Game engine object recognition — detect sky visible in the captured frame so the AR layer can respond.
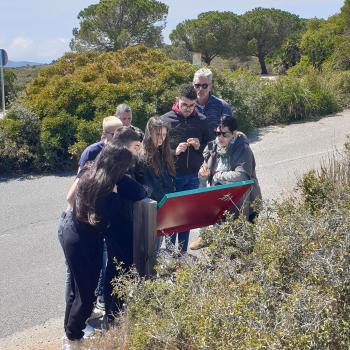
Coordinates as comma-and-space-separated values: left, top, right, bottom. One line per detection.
0, 0, 345, 64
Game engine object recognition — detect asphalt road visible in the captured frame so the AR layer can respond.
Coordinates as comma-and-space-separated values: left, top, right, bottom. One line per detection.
0, 110, 349, 341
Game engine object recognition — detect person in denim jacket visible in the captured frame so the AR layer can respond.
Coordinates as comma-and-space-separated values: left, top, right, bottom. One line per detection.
193, 68, 234, 141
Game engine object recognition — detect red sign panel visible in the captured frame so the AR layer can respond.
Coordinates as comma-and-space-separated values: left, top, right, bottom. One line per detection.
156, 180, 253, 236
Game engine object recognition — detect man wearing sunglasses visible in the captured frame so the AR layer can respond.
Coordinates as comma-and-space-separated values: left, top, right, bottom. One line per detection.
193, 68, 233, 140
161, 84, 210, 254
190, 115, 261, 250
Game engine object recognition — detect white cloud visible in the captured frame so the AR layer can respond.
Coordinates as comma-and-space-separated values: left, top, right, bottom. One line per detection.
6, 36, 70, 63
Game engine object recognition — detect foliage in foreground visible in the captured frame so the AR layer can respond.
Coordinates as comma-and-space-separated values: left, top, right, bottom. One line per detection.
94, 146, 350, 350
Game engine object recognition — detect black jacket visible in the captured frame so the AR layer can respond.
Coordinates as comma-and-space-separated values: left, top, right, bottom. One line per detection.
161, 110, 209, 175
136, 157, 176, 203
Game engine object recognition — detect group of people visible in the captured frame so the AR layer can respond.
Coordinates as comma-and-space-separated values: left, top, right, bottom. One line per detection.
58, 68, 261, 350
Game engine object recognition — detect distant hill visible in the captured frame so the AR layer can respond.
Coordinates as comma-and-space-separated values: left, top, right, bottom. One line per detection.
6, 65, 46, 91
5, 60, 45, 68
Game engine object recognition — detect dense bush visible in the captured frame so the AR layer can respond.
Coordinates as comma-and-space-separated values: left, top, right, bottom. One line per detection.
4, 69, 17, 105
287, 7, 350, 79
23, 46, 197, 125
0, 45, 349, 173
328, 70, 350, 108
18, 46, 198, 166
91, 145, 350, 350
40, 113, 78, 170
215, 68, 342, 128
0, 103, 40, 174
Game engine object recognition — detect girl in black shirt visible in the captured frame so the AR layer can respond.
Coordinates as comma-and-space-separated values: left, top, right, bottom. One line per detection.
60, 140, 146, 348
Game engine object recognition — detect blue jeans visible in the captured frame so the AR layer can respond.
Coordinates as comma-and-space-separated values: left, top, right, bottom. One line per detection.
169, 174, 199, 254
95, 241, 108, 300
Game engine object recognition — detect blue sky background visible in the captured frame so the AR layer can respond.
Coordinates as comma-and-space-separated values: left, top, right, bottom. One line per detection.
0, 0, 345, 63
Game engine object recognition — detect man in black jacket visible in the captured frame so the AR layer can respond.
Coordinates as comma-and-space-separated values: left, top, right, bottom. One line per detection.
161, 85, 209, 254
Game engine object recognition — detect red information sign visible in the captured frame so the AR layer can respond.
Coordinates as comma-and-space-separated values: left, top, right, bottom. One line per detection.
156, 180, 253, 236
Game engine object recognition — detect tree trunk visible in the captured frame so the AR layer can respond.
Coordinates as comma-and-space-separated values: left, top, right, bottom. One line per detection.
202, 54, 212, 65
258, 53, 268, 75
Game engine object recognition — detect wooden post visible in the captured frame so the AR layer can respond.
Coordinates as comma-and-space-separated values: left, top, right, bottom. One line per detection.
133, 198, 157, 277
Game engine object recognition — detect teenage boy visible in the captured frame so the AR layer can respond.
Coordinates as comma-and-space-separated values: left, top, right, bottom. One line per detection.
161, 84, 209, 254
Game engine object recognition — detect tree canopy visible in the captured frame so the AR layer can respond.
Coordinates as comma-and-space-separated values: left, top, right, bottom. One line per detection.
340, 0, 350, 29
70, 0, 168, 51
170, 11, 242, 65
242, 8, 305, 74
300, 18, 342, 69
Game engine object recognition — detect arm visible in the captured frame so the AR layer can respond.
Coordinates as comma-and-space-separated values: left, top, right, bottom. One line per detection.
213, 148, 254, 184
117, 175, 147, 202
222, 101, 234, 118
133, 157, 145, 184
199, 118, 210, 154
66, 178, 79, 210
66, 167, 91, 210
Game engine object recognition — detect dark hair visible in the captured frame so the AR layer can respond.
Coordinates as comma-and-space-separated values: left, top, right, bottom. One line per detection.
218, 115, 238, 133
113, 126, 141, 145
142, 116, 176, 177
75, 140, 132, 226
178, 84, 197, 100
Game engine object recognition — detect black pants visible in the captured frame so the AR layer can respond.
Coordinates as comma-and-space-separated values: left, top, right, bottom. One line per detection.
103, 201, 134, 319
60, 211, 103, 340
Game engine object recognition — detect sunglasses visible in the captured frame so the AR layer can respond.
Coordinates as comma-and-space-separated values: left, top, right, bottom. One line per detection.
194, 83, 209, 89
214, 131, 232, 138
180, 102, 196, 110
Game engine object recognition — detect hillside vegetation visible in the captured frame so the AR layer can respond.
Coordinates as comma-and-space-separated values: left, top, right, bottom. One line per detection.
1, 45, 349, 174
1, 2, 350, 174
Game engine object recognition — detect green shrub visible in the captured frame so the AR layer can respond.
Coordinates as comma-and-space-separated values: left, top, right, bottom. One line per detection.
323, 35, 350, 72
214, 68, 341, 129
23, 46, 196, 128
68, 118, 101, 160
327, 70, 350, 108
40, 113, 78, 170
2, 45, 348, 174
98, 148, 350, 350
0, 103, 40, 173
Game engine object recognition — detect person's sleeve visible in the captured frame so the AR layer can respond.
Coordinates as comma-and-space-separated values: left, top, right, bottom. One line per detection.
223, 101, 234, 118
78, 148, 89, 167
117, 175, 147, 201
213, 147, 253, 184
199, 119, 210, 154
133, 158, 145, 184
202, 144, 211, 163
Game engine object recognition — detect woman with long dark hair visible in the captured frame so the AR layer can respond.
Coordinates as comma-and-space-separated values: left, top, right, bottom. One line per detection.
137, 116, 176, 249
60, 139, 146, 349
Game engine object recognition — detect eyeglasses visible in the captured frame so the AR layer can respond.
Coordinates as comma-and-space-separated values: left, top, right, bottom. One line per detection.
214, 131, 232, 138
194, 83, 209, 89
180, 102, 196, 110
